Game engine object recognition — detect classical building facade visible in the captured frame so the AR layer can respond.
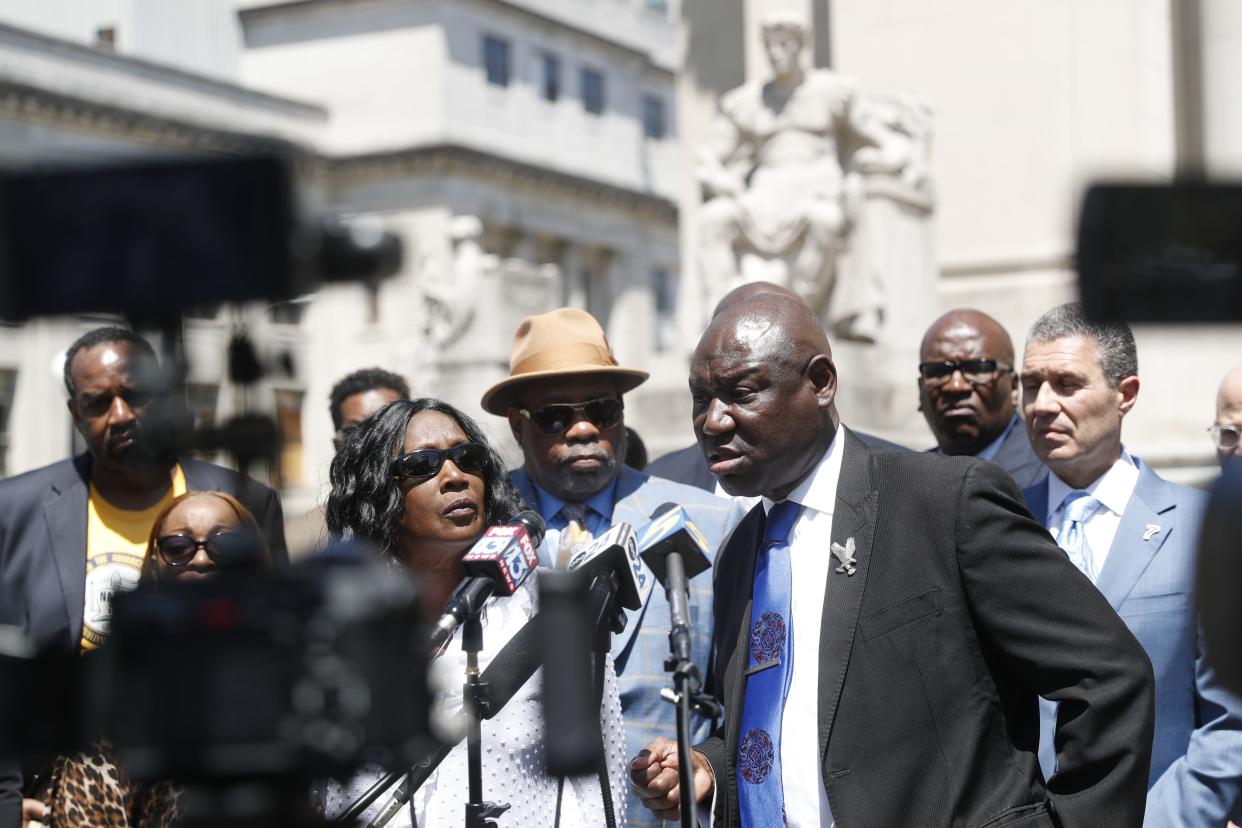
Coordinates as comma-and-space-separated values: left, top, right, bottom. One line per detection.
3, 0, 1238, 503
0, 0, 688, 527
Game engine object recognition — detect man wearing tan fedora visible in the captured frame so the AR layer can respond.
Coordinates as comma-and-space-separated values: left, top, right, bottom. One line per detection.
483, 307, 743, 828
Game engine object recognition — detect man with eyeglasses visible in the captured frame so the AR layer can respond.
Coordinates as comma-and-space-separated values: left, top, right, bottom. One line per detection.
918, 309, 1045, 488
1018, 303, 1242, 827
482, 307, 742, 828
1211, 364, 1242, 467
0, 326, 287, 827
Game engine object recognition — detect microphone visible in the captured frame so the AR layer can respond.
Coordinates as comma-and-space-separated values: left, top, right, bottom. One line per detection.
428, 510, 546, 651
638, 503, 712, 665
566, 522, 649, 612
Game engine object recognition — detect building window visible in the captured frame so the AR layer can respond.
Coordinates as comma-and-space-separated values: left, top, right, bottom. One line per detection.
642, 94, 667, 139
540, 52, 560, 102
483, 35, 511, 87
652, 268, 676, 352
0, 369, 15, 477
644, 0, 669, 16
95, 26, 116, 50
273, 389, 305, 489
184, 383, 220, 464
582, 68, 605, 115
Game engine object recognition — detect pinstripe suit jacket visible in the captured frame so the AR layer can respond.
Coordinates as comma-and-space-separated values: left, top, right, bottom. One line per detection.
509, 465, 743, 828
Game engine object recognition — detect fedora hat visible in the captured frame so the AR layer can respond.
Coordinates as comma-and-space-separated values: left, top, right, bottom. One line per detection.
481, 308, 648, 416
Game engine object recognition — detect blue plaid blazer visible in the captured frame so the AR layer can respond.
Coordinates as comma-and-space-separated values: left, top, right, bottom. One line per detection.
510, 465, 743, 828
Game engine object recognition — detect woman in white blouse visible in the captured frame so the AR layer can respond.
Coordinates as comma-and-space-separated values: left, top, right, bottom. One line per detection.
323, 398, 626, 827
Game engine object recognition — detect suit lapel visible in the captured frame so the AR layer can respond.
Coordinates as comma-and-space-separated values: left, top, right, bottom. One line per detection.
1095, 461, 1175, 610
1022, 477, 1050, 526
818, 430, 878, 763
43, 456, 90, 651
722, 506, 763, 824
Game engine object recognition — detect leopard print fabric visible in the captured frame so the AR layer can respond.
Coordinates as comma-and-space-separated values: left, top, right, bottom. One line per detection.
37, 741, 178, 827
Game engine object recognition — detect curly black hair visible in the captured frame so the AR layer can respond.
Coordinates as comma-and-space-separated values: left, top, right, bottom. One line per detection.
325, 398, 525, 562
328, 367, 412, 431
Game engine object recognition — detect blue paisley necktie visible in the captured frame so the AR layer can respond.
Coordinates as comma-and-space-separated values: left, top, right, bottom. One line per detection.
737, 499, 802, 827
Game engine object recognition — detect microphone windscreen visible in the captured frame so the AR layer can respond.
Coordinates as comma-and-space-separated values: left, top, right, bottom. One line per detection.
650, 502, 678, 520
511, 510, 547, 547
638, 504, 713, 585
567, 523, 646, 610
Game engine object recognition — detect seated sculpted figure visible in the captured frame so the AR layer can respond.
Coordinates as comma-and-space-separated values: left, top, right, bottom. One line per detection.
696, 13, 905, 342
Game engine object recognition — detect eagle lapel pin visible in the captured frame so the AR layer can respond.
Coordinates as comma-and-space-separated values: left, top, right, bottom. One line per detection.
830, 537, 857, 576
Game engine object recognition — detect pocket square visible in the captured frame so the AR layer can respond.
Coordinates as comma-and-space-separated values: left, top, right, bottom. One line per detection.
831, 537, 857, 576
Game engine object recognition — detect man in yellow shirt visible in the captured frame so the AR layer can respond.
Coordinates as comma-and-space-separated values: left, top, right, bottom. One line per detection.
0, 326, 287, 826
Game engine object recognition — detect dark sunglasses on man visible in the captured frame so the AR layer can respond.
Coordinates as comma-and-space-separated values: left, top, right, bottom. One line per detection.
156, 531, 258, 567
918, 358, 1011, 387
390, 443, 488, 482
517, 397, 624, 436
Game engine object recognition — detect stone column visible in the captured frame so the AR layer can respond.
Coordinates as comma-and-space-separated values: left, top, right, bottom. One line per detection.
1199, 0, 1242, 174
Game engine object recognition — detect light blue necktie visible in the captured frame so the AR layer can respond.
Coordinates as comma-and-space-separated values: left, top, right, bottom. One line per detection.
737, 499, 802, 827
1039, 489, 1102, 779
1056, 490, 1099, 582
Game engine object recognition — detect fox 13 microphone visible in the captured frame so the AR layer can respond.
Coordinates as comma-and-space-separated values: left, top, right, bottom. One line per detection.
427, 511, 544, 652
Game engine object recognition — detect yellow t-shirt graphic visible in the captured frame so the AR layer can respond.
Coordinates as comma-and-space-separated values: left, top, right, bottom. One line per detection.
81, 466, 186, 652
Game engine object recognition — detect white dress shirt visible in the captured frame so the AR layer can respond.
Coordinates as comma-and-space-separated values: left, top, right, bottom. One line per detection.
1044, 449, 1140, 581
757, 429, 844, 826
700, 431, 844, 827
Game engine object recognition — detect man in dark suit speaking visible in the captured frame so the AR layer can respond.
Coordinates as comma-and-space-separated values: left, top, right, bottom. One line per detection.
629, 293, 1155, 826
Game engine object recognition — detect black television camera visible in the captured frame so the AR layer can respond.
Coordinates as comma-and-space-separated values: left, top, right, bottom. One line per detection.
1077, 181, 1242, 694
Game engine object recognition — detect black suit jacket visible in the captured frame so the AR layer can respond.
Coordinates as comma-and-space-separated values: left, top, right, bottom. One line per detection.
699, 429, 1155, 828
0, 453, 287, 655
647, 431, 906, 494
929, 415, 1047, 490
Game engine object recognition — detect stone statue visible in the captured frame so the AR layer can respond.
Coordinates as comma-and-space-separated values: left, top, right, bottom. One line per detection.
421, 215, 494, 349
695, 13, 933, 342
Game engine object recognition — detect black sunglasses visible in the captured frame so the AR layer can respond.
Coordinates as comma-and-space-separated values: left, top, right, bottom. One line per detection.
390, 443, 488, 481
517, 398, 624, 436
156, 531, 255, 567
918, 358, 1011, 387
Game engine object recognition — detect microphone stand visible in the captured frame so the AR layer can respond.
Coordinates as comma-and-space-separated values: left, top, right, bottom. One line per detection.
462, 608, 509, 828
585, 574, 624, 828
657, 551, 722, 828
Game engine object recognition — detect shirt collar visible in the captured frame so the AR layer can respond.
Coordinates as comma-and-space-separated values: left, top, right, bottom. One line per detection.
1046, 447, 1140, 522
761, 426, 844, 517
975, 415, 1018, 462
532, 476, 618, 524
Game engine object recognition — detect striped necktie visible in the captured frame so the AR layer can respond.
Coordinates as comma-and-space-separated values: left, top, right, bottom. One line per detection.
737, 499, 802, 827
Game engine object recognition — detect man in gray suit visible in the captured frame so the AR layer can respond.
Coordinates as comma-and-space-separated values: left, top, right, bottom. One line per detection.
919, 308, 1045, 488
0, 326, 286, 826
1019, 303, 1242, 826
482, 307, 741, 828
